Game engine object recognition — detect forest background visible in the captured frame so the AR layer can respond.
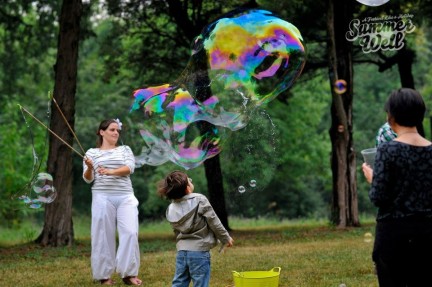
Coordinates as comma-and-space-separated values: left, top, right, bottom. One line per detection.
1, 0, 432, 232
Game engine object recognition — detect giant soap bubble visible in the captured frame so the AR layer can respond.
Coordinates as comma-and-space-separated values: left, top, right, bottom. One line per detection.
130, 9, 306, 169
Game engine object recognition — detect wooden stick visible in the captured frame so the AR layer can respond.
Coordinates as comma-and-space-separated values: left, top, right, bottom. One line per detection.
51, 96, 86, 155
18, 104, 84, 158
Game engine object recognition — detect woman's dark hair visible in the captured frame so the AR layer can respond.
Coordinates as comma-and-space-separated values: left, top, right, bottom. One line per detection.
96, 119, 119, 148
157, 170, 189, 200
385, 88, 426, 128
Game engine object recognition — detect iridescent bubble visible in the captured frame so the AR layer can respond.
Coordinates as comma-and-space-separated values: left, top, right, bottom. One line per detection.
334, 79, 347, 94
130, 9, 306, 169
18, 172, 57, 209
33, 172, 53, 191
29, 201, 42, 209
35, 185, 57, 203
249, 180, 257, 187
364, 232, 373, 243
356, 0, 389, 6
18, 195, 32, 204
32, 173, 57, 204
18, 195, 42, 209
238, 186, 246, 193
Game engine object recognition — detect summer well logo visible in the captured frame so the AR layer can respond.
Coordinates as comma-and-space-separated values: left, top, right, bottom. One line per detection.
345, 14, 416, 53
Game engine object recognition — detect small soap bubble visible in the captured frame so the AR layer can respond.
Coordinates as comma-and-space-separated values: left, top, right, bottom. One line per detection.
238, 186, 246, 193
29, 201, 42, 209
364, 232, 373, 243
32, 173, 56, 204
249, 179, 257, 187
18, 172, 57, 209
18, 195, 32, 204
36, 186, 57, 203
33, 172, 53, 185
356, 0, 389, 7
18, 195, 42, 209
334, 79, 347, 94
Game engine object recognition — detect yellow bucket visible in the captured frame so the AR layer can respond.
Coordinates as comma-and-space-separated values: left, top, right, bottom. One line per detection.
232, 267, 281, 287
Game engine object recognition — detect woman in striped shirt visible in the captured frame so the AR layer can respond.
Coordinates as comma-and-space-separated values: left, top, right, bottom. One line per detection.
83, 119, 142, 286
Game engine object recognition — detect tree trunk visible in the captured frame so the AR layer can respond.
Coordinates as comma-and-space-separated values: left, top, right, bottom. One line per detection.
203, 155, 230, 230
327, 0, 360, 227
396, 46, 425, 137
396, 45, 415, 89
194, 70, 230, 230
36, 0, 82, 246
379, 45, 425, 137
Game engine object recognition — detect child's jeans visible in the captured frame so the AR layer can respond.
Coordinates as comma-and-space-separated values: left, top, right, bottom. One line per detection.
172, 250, 211, 287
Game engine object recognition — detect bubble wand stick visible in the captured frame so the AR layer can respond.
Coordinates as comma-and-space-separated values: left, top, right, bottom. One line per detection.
18, 104, 84, 158
50, 93, 86, 155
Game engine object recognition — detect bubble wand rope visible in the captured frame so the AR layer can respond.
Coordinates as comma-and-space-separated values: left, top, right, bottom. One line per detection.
12, 107, 45, 199
18, 104, 84, 158
51, 94, 86, 155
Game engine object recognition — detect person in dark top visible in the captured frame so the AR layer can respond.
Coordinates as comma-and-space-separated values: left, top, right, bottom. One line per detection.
362, 88, 432, 287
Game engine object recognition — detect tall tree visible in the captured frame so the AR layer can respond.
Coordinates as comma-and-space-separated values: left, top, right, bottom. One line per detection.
260, 0, 361, 226
36, 0, 83, 246
327, 0, 360, 227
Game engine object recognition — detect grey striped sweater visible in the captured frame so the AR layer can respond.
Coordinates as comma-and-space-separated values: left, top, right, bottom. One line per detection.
83, 146, 135, 194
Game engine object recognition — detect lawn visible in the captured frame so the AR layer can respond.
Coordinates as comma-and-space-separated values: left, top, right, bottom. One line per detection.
0, 217, 378, 287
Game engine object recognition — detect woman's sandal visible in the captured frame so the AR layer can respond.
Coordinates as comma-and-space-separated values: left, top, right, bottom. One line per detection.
122, 276, 142, 286
100, 278, 115, 285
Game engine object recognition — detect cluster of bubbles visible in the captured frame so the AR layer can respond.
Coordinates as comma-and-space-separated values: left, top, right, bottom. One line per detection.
18, 172, 57, 209
238, 180, 257, 194
130, 9, 306, 170
219, 107, 279, 198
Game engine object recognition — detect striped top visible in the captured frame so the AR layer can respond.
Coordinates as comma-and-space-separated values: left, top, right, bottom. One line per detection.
375, 122, 397, 147
83, 145, 135, 194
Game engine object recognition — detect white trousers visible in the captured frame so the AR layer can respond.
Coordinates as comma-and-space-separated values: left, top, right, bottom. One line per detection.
91, 192, 140, 280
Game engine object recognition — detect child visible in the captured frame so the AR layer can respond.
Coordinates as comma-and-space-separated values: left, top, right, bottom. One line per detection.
158, 170, 234, 287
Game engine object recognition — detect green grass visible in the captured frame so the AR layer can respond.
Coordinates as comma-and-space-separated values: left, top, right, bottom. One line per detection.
0, 217, 378, 287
